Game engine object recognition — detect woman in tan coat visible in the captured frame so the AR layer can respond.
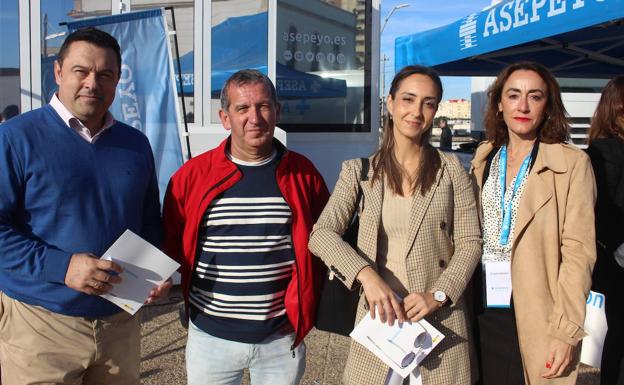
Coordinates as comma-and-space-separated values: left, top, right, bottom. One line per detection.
470, 61, 596, 385
309, 65, 482, 385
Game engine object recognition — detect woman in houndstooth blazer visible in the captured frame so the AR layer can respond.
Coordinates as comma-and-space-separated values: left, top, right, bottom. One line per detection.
309, 66, 482, 385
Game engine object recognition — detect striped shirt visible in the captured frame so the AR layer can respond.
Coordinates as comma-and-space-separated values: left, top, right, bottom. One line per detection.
189, 151, 294, 343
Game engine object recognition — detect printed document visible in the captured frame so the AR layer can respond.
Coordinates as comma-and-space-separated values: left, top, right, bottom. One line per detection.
350, 312, 444, 378
100, 229, 180, 315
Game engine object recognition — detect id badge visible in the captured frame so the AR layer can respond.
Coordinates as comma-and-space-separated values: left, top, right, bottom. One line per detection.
484, 261, 512, 308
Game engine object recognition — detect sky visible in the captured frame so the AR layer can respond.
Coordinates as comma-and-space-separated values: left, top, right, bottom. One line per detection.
381, 0, 493, 100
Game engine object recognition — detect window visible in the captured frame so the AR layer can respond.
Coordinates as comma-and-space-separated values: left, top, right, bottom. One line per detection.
210, 0, 268, 123
276, 0, 370, 132
145, 1, 195, 123
0, 0, 21, 121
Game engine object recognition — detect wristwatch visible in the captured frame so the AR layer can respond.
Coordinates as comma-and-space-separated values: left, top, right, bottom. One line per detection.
432, 290, 447, 305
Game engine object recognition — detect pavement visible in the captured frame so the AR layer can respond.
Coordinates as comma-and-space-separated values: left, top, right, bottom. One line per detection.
140, 286, 600, 385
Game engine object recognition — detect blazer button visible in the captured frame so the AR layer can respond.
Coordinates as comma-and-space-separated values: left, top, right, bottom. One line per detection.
330, 265, 336, 271
439, 260, 446, 268
440, 221, 446, 230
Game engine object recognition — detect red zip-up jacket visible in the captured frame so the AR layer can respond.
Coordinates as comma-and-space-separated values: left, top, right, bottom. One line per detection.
163, 137, 329, 346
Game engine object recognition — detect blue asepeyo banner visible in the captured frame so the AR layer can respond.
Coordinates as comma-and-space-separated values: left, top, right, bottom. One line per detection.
395, 0, 624, 70
66, 9, 184, 203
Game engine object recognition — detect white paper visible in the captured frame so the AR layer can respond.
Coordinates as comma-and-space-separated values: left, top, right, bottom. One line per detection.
99, 229, 180, 315
485, 261, 512, 308
581, 291, 608, 368
350, 313, 444, 378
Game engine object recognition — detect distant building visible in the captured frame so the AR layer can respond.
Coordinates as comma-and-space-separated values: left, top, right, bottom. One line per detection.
68, 0, 194, 55
436, 98, 471, 120
354, 1, 366, 68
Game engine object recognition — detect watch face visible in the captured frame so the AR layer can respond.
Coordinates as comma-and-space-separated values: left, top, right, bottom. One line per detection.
434, 291, 446, 302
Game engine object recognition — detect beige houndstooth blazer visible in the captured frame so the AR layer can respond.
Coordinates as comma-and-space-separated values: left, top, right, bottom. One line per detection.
309, 151, 482, 385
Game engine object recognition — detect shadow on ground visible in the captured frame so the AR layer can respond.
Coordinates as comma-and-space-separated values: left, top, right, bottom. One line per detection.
139, 286, 600, 385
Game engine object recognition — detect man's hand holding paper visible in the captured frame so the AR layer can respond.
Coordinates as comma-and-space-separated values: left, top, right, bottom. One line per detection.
65, 252, 123, 295
98, 230, 180, 314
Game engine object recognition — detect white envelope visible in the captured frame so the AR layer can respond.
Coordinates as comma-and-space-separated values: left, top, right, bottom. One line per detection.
99, 229, 180, 315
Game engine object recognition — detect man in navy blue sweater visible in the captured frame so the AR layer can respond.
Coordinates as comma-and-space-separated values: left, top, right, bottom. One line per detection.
0, 28, 170, 385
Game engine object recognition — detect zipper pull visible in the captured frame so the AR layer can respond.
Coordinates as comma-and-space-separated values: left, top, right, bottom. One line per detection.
291, 344, 295, 358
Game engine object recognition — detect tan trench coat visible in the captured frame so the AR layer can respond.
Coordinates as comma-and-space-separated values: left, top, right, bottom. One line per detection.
310, 152, 482, 385
471, 142, 597, 385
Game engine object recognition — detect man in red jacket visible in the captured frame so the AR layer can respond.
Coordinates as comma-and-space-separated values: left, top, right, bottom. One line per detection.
163, 69, 329, 385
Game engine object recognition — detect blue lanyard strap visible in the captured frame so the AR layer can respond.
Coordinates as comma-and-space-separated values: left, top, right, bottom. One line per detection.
498, 145, 532, 246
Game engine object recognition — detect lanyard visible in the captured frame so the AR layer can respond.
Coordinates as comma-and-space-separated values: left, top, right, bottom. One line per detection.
498, 145, 531, 245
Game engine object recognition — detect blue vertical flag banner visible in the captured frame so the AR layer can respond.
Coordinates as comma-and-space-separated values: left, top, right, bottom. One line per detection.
65, 9, 184, 203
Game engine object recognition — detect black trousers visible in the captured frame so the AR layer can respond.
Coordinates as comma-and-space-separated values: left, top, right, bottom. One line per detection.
476, 307, 526, 385
471, 265, 525, 385
601, 284, 624, 385
593, 247, 624, 385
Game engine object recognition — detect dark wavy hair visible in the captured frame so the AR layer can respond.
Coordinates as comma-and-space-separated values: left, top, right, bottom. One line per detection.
588, 75, 624, 143
372, 65, 442, 196
483, 61, 569, 146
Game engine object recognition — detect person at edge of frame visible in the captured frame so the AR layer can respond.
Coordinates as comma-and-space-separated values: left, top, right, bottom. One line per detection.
0, 27, 171, 385
586, 75, 624, 385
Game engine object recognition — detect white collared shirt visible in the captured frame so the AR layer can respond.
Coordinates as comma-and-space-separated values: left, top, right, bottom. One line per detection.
49, 94, 115, 143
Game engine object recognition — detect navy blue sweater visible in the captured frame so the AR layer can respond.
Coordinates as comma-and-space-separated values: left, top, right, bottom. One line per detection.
0, 105, 162, 318
190, 155, 294, 343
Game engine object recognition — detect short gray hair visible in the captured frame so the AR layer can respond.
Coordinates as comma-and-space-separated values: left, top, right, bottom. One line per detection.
219, 69, 279, 111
